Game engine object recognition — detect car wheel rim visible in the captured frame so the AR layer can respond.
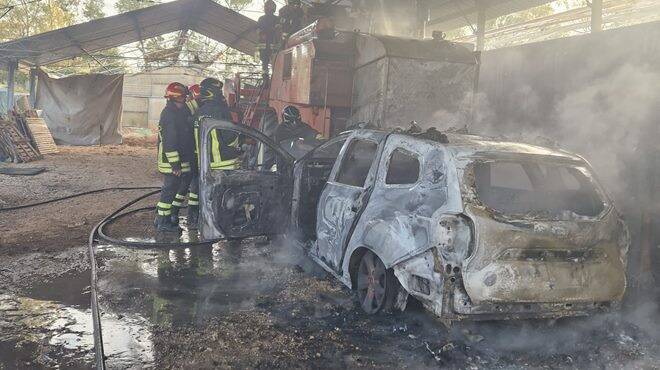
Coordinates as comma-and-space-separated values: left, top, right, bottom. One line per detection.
357, 250, 386, 314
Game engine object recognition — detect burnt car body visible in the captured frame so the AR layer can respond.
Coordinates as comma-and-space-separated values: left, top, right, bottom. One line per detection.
199, 119, 629, 322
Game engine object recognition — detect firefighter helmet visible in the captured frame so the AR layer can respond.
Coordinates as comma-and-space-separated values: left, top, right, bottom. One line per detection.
264, 0, 276, 13
164, 82, 188, 102
188, 84, 201, 100
200, 78, 224, 101
281, 105, 301, 123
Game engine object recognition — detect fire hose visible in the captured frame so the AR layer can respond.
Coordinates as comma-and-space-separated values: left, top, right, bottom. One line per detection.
1, 187, 223, 370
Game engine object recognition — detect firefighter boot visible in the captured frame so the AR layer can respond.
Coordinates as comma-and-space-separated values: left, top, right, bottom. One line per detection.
187, 205, 199, 230
170, 207, 180, 225
154, 214, 180, 233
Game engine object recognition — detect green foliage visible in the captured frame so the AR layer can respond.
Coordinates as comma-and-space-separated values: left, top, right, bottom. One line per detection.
115, 0, 160, 13
82, 0, 104, 20
0, 0, 80, 40
487, 4, 555, 29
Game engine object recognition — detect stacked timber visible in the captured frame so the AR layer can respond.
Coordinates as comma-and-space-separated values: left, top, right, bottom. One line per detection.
0, 119, 42, 163
0, 98, 58, 162
0, 104, 59, 161
24, 117, 58, 154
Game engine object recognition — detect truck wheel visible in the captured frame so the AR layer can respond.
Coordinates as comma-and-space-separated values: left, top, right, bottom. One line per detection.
356, 250, 397, 314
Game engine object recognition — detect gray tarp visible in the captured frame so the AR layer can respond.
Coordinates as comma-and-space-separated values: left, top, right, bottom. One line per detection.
36, 71, 123, 145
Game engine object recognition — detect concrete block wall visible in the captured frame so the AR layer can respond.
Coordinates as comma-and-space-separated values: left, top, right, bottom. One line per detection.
122, 66, 207, 129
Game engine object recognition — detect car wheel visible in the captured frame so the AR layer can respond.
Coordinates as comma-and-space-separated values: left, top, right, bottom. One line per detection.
356, 250, 396, 314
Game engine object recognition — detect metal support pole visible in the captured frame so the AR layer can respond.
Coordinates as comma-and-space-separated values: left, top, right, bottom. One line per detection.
476, 5, 486, 51
29, 68, 37, 108
591, 0, 603, 32
416, 0, 430, 38
6, 60, 17, 113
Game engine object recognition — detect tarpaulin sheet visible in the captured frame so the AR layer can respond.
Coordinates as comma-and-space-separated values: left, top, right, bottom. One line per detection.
35, 71, 123, 145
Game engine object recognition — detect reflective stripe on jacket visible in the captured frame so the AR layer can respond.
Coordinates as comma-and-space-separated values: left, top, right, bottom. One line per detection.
209, 129, 240, 170
193, 98, 241, 170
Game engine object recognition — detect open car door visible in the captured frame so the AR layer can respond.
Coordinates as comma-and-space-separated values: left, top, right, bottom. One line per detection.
199, 118, 295, 241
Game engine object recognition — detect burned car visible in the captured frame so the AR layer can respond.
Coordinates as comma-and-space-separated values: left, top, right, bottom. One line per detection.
198, 119, 629, 322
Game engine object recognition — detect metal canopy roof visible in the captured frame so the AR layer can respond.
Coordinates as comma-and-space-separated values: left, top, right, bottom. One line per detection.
428, 0, 555, 31
0, 0, 258, 67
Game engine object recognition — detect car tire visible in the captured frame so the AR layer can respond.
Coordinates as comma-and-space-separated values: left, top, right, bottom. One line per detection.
356, 250, 399, 314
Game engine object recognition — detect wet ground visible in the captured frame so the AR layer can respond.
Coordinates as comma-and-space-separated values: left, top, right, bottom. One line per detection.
2, 210, 659, 369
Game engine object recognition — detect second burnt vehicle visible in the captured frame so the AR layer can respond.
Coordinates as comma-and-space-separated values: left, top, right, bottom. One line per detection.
198, 119, 629, 323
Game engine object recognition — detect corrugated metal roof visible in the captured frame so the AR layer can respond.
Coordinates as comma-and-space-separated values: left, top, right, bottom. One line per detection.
0, 0, 258, 67
427, 0, 554, 31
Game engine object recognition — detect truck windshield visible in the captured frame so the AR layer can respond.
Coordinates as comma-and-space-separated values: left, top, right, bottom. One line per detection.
473, 160, 605, 220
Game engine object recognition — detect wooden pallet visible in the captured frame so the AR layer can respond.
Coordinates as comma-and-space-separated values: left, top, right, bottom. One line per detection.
0, 120, 42, 163
25, 117, 58, 154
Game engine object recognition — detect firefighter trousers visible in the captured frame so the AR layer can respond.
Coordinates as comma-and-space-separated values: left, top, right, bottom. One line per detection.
187, 173, 200, 210
172, 172, 193, 211
156, 174, 181, 217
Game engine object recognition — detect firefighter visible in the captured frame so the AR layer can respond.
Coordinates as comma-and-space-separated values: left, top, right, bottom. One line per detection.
279, 0, 304, 43
186, 77, 242, 229
169, 84, 202, 226
155, 82, 194, 232
257, 0, 279, 80
275, 105, 324, 158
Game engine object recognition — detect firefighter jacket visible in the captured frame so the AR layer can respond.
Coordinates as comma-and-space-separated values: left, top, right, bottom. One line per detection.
157, 100, 195, 174
275, 119, 323, 144
194, 97, 241, 170
257, 13, 279, 47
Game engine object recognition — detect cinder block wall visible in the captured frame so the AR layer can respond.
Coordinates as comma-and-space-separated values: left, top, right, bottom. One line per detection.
122, 66, 207, 129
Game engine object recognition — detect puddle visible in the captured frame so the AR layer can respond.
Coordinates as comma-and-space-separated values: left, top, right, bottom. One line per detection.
97, 240, 287, 327
0, 239, 295, 368
0, 266, 153, 369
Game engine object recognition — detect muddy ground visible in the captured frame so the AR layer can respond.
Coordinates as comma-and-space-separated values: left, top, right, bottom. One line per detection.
1, 146, 659, 369
0, 146, 159, 255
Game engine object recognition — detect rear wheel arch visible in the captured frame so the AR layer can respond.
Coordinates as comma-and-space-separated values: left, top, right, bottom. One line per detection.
349, 246, 407, 314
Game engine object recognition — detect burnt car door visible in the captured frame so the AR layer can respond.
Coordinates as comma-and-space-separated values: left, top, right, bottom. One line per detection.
312, 130, 387, 272
199, 118, 295, 241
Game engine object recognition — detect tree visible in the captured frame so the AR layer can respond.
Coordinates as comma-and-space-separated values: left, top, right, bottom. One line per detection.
82, 0, 104, 20
0, 0, 80, 40
115, 0, 161, 13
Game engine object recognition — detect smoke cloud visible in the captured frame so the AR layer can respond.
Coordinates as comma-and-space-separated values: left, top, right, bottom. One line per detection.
426, 25, 660, 352
463, 63, 660, 207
